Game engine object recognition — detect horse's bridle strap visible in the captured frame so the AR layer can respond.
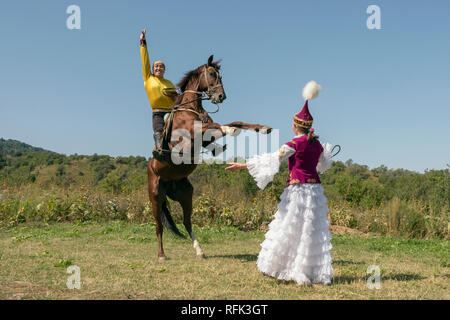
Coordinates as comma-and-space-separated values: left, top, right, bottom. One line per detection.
169, 65, 222, 124
203, 66, 222, 95
182, 66, 221, 97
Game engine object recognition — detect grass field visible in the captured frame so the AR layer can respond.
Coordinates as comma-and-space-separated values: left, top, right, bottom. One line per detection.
0, 221, 448, 300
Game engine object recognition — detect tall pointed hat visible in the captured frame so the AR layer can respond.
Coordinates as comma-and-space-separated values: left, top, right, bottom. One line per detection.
293, 80, 322, 129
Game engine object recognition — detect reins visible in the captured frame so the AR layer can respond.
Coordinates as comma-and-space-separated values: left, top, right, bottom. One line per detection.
167, 64, 223, 118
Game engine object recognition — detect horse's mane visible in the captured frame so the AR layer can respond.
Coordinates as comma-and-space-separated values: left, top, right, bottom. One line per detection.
177, 68, 202, 93
174, 61, 221, 105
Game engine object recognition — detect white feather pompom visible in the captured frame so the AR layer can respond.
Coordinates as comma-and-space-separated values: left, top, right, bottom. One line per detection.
302, 80, 322, 101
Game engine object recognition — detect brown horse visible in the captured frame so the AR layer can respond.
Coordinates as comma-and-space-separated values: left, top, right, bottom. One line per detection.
147, 55, 271, 261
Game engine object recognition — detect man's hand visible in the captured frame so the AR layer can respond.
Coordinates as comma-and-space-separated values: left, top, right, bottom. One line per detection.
225, 162, 247, 172
162, 88, 179, 99
140, 28, 146, 40
168, 92, 179, 100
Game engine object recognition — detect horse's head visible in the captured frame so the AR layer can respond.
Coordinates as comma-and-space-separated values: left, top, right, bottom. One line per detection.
199, 55, 226, 104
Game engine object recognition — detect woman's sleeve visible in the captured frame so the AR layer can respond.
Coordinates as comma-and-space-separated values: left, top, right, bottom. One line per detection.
279, 144, 295, 162
140, 40, 152, 81
316, 142, 333, 174
246, 145, 295, 189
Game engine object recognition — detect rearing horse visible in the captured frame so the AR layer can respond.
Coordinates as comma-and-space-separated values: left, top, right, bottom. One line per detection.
148, 55, 271, 261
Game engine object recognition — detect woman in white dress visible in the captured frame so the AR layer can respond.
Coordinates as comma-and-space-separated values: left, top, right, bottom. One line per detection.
225, 81, 334, 285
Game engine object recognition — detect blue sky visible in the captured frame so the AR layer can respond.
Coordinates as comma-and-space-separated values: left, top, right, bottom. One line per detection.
0, 0, 449, 172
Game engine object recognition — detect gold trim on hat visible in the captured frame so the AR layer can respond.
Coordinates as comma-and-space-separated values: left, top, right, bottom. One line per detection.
294, 115, 313, 124
293, 119, 313, 128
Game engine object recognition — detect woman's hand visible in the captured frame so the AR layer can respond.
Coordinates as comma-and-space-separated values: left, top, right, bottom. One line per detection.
225, 162, 247, 172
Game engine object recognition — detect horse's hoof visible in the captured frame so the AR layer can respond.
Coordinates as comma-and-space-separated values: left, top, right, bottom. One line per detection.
211, 144, 226, 157
197, 253, 206, 259
158, 256, 168, 262
229, 128, 241, 136
260, 126, 272, 134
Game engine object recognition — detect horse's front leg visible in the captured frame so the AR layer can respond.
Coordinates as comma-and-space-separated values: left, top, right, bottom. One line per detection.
223, 121, 272, 134
201, 122, 241, 137
200, 122, 238, 156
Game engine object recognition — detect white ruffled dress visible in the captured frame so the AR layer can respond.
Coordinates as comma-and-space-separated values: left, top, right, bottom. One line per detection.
246, 141, 334, 285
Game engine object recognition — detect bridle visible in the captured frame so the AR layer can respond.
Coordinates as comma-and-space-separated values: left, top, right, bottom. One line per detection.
182, 65, 223, 102
184, 65, 222, 95
171, 65, 224, 114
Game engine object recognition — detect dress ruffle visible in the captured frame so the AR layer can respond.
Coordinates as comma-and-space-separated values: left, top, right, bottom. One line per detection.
256, 184, 333, 285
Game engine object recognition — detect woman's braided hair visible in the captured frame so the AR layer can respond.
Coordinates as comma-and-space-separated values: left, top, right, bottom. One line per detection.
298, 126, 319, 143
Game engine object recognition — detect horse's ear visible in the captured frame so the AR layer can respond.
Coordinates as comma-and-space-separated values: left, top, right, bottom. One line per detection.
207, 55, 214, 66
213, 59, 222, 69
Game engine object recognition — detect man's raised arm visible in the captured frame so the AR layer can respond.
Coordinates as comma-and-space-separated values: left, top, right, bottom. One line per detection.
139, 28, 152, 81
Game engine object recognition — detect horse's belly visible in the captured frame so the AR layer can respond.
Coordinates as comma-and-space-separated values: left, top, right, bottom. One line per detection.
158, 164, 197, 181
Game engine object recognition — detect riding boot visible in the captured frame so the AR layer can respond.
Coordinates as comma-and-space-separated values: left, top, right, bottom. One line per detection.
153, 132, 162, 152
153, 132, 167, 162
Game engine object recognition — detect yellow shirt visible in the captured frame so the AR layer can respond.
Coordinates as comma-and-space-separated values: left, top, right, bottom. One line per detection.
140, 44, 175, 110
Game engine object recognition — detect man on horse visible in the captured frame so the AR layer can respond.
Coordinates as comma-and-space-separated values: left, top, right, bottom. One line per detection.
144, 53, 272, 261
139, 28, 178, 159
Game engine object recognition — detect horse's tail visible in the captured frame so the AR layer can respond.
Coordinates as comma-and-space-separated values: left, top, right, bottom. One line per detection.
161, 201, 186, 238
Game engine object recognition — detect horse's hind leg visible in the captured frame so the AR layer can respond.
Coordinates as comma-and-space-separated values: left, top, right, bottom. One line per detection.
151, 196, 167, 261
175, 178, 205, 259
148, 162, 166, 261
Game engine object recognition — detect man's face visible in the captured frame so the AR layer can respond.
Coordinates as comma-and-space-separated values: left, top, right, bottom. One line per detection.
154, 63, 165, 78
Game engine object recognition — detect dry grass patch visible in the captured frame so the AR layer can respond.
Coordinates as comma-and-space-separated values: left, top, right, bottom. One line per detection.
0, 222, 448, 299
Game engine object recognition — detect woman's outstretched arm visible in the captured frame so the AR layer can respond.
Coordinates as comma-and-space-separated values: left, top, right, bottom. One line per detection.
224, 145, 295, 189
225, 162, 247, 171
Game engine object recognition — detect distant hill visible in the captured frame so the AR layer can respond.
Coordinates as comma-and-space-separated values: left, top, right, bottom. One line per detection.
0, 138, 55, 155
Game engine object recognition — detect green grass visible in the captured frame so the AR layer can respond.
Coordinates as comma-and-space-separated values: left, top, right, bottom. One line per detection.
0, 222, 448, 300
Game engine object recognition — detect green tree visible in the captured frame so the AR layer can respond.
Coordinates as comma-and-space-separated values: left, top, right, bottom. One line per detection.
0, 154, 6, 170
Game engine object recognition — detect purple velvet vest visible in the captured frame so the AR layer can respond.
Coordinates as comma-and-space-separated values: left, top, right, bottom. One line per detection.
285, 135, 323, 185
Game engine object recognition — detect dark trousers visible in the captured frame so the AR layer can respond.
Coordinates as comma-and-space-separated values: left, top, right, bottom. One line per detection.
152, 111, 170, 133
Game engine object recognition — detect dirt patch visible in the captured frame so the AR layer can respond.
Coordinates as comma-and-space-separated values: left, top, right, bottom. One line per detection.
329, 225, 369, 237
